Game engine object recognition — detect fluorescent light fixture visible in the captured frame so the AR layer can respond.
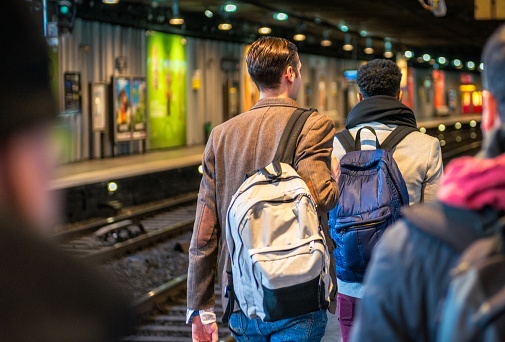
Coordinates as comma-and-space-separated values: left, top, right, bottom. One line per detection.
224, 4, 236, 12
343, 33, 353, 51
218, 23, 232, 30
274, 12, 288, 21
293, 34, 306, 41
169, 18, 184, 25
258, 27, 271, 34
321, 39, 332, 47
364, 37, 374, 54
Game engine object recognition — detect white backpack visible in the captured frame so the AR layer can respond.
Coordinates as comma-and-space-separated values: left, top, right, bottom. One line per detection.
224, 108, 332, 322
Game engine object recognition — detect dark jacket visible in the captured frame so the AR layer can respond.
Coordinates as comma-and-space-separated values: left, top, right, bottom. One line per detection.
187, 97, 339, 315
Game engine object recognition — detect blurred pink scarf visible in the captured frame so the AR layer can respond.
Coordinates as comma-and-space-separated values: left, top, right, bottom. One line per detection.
438, 153, 505, 211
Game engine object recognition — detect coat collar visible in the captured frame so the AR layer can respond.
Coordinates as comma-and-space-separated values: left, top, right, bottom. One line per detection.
250, 97, 300, 111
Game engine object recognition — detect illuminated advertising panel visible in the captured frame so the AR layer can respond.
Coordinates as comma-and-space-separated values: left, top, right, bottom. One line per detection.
131, 77, 147, 139
147, 31, 187, 149
113, 77, 132, 142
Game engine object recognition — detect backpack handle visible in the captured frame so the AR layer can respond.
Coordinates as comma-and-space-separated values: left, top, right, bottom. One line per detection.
354, 126, 381, 151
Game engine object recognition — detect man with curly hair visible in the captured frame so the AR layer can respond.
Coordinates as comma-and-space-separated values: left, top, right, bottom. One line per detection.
329, 59, 443, 341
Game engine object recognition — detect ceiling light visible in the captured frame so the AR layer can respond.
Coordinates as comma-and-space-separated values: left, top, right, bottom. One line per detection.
453, 59, 462, 67
419, 0, 447, 17
170, 0, 183, 25
258, 27, 271, 34
205, 10, 213, 18
423, 54, 431, 62
274, 12, 288, 21
360, 30, 367, 37
321, 39, 332, 47
293, 34, 306, 41
102, 0, 119, 4
479, 63, 485, 70
340, 25, 348, 32
467, 61, 475, 70
438, 56, 446, 64
169, 18, 184, 25
343, 33, 353, 51
364, 37, 374, 54
384, 38, 393, 58
224, 4, 236, 12
404, 51, 414, 58
218, 23, 232, 30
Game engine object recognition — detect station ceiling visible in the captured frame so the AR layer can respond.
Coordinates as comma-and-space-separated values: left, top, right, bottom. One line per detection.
77, 0, 504, 63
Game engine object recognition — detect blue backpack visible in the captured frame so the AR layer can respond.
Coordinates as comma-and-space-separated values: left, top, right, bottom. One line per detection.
329, 126, 415, 282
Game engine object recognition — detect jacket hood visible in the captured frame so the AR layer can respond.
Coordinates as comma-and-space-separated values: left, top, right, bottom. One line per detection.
345, 95, 417, 129
438, 124, 505, 211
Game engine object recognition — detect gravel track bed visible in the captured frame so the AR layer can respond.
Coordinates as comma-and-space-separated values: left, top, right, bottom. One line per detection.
54, 193, 197, 234
101, 230, 192, 300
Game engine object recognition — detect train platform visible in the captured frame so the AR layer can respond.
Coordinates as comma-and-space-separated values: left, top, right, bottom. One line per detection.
51, 145, 205, 191
53, 114, 481, 223
53, 145, 205, 223
52, 114, 481, 190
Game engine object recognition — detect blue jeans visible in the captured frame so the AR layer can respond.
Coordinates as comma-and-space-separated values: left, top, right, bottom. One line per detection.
229, 310, 328, 342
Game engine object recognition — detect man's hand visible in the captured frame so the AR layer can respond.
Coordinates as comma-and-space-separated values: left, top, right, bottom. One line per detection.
330, 155, 340, 181
192, 314, 219, 342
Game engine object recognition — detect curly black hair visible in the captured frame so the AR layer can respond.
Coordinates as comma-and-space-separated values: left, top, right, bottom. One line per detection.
356, 59, 402, 98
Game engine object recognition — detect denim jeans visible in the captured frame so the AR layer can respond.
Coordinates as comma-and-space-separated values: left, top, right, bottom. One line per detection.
229, 310, 328, 342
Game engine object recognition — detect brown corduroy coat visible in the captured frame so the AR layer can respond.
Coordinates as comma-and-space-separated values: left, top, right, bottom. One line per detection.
187, 97, 339, 317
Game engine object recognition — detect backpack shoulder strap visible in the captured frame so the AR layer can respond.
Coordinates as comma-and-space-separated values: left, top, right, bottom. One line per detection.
381, 126, 418, 152
335, 129, 355, 153
273, 107, 315, 165
402, 202, 487, 253
261, 108, 315, 178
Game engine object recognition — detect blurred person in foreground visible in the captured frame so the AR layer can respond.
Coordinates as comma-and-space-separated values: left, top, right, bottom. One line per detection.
349, 23, 505, 342
0, 2, 134, 341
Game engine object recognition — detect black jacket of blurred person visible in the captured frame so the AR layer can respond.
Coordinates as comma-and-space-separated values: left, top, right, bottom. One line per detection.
0, 2, 135, 341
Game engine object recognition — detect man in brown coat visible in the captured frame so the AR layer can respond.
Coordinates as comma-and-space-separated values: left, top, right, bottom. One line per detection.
187, 36, 339, 342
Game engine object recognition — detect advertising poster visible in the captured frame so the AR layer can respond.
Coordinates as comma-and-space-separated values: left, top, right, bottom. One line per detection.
132, 78, 147, 139
64, 72, 81, 112
147, 31, 187, 149
91, 82, 107, 131
114, 77, 132, 141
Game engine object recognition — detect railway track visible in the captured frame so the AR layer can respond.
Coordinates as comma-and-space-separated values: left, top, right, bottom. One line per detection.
55, 140, 479, 342
57, 193, 197, 264
123, 274, 234, 342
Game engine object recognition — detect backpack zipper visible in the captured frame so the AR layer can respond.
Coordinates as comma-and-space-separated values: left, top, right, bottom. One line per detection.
338, 217, 388, 235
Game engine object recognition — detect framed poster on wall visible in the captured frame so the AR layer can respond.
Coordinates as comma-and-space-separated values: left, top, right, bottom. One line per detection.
131, 77, 147, 140
64, 72, 81, 112
90, 82, 107, 132
113, 77, 132, 142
